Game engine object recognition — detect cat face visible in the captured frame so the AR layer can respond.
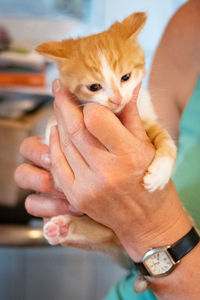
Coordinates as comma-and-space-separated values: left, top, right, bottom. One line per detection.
36, 12, 147, 113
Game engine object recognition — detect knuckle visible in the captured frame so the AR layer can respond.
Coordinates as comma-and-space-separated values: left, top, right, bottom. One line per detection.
14, 164, 29, 187
19, 136, 39, 155
53, 95, 62, 111
51, 151, 63, 170
39, 171, 52, 193
20, 136, 46, 166
87, 186, 100, 203
127, 153, 137, 168
19, 139, 26, 155
14, 165, 21, 184
19, 137, 31, 157
101, 175, 116, 192
99, 165, 123, 191
24, 195, 33, 214
61, 135, 72, 152
67, 120, 85, 140
24, 194, 40, 217
73, 188, 97, 212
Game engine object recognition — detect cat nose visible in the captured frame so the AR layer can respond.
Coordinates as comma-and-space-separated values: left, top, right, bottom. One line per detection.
108, 96, 122, 106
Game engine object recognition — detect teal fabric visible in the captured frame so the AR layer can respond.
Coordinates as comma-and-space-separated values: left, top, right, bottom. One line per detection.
172, 77, 200, 230
103, 77, 200, 300
103, 270, 156, 300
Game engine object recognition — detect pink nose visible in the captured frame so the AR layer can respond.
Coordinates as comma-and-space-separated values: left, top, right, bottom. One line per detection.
109, 96, 122, 106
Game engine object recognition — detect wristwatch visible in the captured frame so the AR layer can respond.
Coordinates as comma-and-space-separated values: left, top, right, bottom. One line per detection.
135, 227, 200, 277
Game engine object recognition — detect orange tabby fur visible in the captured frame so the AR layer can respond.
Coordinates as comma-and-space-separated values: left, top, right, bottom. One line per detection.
36, 12, 146, 113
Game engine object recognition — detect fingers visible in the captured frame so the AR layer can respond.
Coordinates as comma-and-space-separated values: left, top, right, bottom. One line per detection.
54, 118, 90, 174
49, 125, 75, 190
14, 163, 62, 196
52, 79, 108, 168
83, 103, 139, 155
119, 84, 149, 142
20, 136, 51, 169
52, 79, 148, 160
83, 83, 149, 154
25, 194, 83, 218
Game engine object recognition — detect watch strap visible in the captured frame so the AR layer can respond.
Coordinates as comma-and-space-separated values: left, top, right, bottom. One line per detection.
134, 261, 150, 276
168, 227, 200, 262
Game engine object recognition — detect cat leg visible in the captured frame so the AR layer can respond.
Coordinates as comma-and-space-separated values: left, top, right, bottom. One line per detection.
44, 214, 123, 250
142, 119, 176, 192
44, 215, 136, 269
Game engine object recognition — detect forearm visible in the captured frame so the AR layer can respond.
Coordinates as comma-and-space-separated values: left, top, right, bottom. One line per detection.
146, 1, 200, 297
114, 180, 199, 299
148, 0, 200, 141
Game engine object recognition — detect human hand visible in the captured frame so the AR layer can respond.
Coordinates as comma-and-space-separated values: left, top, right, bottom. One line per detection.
14, 136, 83, 218
48, 79, 191, 261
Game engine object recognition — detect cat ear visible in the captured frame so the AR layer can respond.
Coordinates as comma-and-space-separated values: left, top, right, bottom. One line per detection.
110, 12, 147, 40
35, 41, 68, 62
121, 12, 147, 39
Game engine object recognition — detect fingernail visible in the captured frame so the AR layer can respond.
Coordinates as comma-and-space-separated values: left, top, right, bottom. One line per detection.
41, 153, 51, 167
52, 79, 61, 95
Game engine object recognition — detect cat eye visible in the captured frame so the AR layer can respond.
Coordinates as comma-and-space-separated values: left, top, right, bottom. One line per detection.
121, 73, 131, 82
87, 84, 102, 92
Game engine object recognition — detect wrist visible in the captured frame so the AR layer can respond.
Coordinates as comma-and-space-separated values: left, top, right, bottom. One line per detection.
148, 242, 200, 299
114, 181, 193, 261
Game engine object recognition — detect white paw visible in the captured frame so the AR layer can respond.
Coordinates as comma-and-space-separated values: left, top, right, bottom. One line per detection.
43, 215, 69, 245
143, 157, 174, 192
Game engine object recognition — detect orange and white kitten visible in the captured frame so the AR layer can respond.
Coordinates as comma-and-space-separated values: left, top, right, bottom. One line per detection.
36, 12, 176, 292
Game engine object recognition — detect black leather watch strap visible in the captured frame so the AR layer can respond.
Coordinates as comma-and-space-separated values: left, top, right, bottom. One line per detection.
135, 261, 150, 276
168, 227, 200, 262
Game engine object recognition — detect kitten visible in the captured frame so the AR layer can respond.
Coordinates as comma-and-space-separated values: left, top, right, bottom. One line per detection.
36, 12, 176, 293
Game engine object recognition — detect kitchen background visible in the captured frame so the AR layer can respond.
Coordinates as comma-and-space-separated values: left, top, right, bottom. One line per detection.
0, 0, 186, 299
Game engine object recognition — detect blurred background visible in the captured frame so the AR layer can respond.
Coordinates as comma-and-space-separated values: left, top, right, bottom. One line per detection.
0, 0, 186, 299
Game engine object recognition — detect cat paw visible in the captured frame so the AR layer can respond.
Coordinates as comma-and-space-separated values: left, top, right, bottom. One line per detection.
143, 157, 174, 192
43, 215, 69, 245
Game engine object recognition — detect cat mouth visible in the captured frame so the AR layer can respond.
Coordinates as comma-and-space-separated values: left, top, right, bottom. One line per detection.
79, 99, 123, 114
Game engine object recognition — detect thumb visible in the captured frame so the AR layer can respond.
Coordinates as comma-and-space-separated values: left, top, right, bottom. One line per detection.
119, 83, 149, 141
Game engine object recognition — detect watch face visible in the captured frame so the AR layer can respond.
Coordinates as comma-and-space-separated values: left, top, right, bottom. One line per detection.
143, 248, 174, 276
